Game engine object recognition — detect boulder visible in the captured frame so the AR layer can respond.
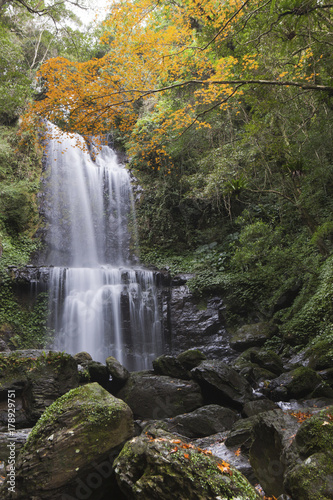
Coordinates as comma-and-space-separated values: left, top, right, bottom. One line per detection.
87, 360, 111, 390
242, 399, 279, 418
73, 351, 93, 365
106, 356, 130, 390
163, 404, 238, 438
0, 383, 134, 499
225, 416, 259, 451
293, 406, 333, 458
0, 350, 79, 427
114, 429, 261, 499
267, 366, 324, 401
176, 349, 206, 370
249, 349, 284, 375
284, 452, 333, 500
232, 348, 277, 384
116, 372, 203, 419
249, 409, 302, 497
229, 323, 274, 351
153, 354, 190, 380
191, 360, 254, 410
192, 432, 256, 484
282, 406, 333, 499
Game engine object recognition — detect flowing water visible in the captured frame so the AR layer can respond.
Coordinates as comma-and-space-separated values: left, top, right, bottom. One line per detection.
41, 124, 163, 370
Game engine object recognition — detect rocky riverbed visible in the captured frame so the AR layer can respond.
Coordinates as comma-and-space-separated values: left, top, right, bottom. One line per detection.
0, 336, 332, 499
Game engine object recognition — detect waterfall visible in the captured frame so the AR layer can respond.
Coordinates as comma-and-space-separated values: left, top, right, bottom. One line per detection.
41, 124, 163, 370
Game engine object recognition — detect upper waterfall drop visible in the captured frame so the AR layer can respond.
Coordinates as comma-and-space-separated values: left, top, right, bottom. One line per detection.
42, 124, 164, 370
45, 124, 134, 267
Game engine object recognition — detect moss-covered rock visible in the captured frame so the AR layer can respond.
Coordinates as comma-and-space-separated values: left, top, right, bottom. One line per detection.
267, 366, 323, 401
249, 349, 284, 375
153, 354, 191, 379
176, 348, 206, 370
284, 451, 333, 500
229, 323, 274, 351
0, 382, 134, 499
114, 430, 261, 499
294, 406, 333, 458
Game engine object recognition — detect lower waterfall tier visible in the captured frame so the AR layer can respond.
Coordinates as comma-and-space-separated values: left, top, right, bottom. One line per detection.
43, 266, 163, 371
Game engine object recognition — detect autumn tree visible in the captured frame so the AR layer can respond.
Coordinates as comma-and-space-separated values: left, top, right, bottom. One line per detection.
31, 0, 332, 162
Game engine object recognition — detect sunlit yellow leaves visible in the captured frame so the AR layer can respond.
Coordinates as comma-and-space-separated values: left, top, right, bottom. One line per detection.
25, 0, 330, 174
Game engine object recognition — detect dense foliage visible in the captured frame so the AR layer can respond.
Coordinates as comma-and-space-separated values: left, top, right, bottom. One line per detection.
0, 0, 333, 355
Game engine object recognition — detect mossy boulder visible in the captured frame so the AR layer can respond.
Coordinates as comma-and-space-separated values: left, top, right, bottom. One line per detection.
114, 430, 261, 499
249, 349, 284, 375
0, 350, 79, 427
116, 372, 203, 419
284, 451, 333, 500
306, 336, 333, 370
293, 406, 333, 458
0, 383, 134, 499
229, 323, 274, 351
232, 348, 276, 384
191, 360, 254, 410
153, 354, 191, 379
163, 404, 238, 438
176, 349, 206, 370
267, 366, 323, 401
73, 351, 93, 365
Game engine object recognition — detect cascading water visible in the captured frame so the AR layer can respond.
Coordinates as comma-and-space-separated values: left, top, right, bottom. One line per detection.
41, 124, 164, 370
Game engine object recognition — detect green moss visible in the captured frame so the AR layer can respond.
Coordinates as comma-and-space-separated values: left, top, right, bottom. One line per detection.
25, 383, 130, 449
295, 406, 333, 458
285, 451, 333, 500
116, 434, 260, 499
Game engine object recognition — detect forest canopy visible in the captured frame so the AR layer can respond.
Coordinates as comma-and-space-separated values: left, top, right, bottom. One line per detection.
28, 0, 333, 169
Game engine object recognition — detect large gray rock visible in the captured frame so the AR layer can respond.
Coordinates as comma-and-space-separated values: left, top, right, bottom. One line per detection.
106, 356, 130, 391
242, 399, 279, 418
0, 383, 133, 499
249, 409, 302, 497
114, 429, 261, 499
163, 404, 238, 438
0, 350, 79, 427
191, 360, 254, 410
116, 372, 203, 419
